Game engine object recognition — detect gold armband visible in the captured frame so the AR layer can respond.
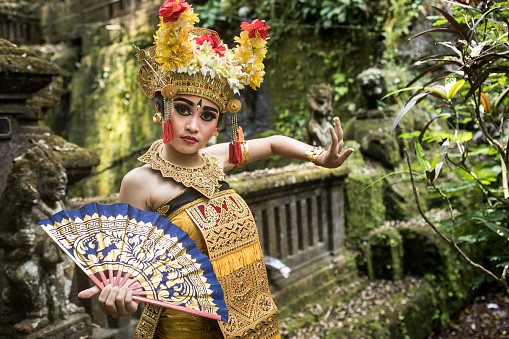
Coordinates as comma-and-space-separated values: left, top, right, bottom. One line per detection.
238, 141, 250, 168
305, 146, 324, 165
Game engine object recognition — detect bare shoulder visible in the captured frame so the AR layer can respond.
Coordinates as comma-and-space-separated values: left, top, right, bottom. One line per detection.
120, 164, 186, 211
121, 165, 156, 188
203, 142, 229, 168
119, 165, 159, 210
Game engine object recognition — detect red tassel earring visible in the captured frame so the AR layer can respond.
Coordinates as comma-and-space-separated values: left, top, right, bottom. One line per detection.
162, 97, 174, 144
228, 112, 244, 168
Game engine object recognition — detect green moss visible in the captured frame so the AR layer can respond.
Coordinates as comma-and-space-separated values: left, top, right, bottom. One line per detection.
0, 55, 60, 74
67, 38, 160, 197
0, 46, 37, 57
344, 168, 386, 248
365, 226, 404, 281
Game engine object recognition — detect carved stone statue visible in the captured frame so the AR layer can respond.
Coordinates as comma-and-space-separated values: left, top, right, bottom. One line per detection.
344, 68, 401, 169
0, 146, 84, 334
307, 84, 333, 148
357, 68, 389, 114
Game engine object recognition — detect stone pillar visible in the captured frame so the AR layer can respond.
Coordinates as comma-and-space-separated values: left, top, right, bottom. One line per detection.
0, 38, 98, 339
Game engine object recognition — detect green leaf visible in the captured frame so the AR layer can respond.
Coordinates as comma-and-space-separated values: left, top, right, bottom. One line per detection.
415, 138, 431, 172
382, 86, 427, 100
448, 79, 466, 100
427, 139, 449, 183
362, 170, 413, 192
427, 85, 447, 99
475, 218, 509, 240
391, 92, 429, 134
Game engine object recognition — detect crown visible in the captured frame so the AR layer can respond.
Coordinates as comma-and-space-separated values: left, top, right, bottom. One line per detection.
135, 0, 270, 167
135, 0, 270, 114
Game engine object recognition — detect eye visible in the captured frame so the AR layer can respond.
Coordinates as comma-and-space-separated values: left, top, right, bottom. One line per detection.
200, 111, 218, 122
174, 104, 190, 116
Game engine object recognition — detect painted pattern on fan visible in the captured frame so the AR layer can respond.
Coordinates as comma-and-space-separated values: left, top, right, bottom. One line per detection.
38, 202, 228, 322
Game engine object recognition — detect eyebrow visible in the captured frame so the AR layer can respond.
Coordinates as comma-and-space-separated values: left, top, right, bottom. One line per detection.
173, 98, 195, 106
202, 106, 219, 114
174, 98, 219, 114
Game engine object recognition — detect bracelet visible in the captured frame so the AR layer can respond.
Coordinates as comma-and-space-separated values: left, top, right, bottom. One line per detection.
305, 146, 324, 165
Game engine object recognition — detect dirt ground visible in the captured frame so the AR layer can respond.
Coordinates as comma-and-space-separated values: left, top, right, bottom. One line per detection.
429, 285, 509, 339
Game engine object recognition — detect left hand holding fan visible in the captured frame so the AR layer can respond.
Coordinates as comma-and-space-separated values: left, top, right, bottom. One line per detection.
39, 202, 228, 322
78, 279, 141, 318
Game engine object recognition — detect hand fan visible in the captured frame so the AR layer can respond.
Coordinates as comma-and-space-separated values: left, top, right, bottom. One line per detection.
38, 202, 228, 322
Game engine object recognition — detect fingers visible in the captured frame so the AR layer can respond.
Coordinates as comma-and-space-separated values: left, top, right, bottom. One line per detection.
97, 285, 139, 318
78, 285, 101, 299
333, 117, 344, 153
98, 285, 115, 316
329, 125, 338, 152
329, 117, 345, 153
125, 290, 140, 315
336, 148, 354, 166
114, 286, 128, 316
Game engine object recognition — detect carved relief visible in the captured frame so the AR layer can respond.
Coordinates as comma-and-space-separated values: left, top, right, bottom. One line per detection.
0, 146, 83, 332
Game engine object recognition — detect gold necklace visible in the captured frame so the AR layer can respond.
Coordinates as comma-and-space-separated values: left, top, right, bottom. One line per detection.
138, 140, 225, 199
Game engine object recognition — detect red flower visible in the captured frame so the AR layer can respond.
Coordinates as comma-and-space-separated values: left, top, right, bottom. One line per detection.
241, 19, 270, 39
159, 0, 190, 23
194, 34, 226, 57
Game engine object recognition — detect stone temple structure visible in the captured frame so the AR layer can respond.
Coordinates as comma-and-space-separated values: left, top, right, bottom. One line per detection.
0, 38, 99, 339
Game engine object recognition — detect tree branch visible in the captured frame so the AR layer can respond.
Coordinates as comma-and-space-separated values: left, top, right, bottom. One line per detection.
405, 150, 509, 294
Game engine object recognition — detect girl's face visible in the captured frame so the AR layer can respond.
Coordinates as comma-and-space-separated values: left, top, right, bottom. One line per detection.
167, 94, 220, 154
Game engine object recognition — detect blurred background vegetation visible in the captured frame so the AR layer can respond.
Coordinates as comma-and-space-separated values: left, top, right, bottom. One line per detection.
0, 0, 429, 197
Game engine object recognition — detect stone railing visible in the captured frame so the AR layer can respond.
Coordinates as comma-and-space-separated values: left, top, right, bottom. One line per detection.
0, 12, 41, 45
229, 164, 348, 291
66, 162, 350, 335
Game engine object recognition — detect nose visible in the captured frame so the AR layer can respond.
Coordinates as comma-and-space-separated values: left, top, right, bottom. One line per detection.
185, 115, 199, 133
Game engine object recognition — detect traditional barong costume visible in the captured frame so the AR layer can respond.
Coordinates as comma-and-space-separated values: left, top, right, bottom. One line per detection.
133, 1, 279, 338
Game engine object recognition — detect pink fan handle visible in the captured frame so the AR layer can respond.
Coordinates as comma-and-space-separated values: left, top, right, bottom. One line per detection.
87, 275, 222, 321
132, 295, 222, 321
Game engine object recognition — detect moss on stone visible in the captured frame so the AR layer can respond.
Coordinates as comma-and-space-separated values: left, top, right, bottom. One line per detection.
0, 54, 59, 75
228, 162, 349, 196
399, 225, 477, 326
67, 37, 160, 197
344, 164, 386, 248
365, 225, 404, 281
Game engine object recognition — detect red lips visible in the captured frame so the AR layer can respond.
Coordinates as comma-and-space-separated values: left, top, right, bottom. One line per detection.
182, 135, 198, 144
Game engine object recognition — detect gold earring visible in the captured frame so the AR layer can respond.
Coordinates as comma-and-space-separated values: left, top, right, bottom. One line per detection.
213, 128, 219, 137
153, 112, 162, 123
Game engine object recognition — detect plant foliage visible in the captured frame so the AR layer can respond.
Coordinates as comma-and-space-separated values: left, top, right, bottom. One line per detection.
387, 0, 509, 293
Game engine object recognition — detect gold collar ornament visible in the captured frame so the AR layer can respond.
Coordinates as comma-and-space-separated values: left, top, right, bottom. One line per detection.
138, 140, 225, 199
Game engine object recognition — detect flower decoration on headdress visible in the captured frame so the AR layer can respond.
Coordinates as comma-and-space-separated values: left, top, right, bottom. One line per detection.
240, 19, 270, 39
159, 0, 191, 23
154, 0, 198, 70
234, 19, 270, 90
153, 0, 270, 93
194, 35, 226, 57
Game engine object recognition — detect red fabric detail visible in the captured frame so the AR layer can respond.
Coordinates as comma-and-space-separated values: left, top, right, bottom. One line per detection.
198, 204, 206, 217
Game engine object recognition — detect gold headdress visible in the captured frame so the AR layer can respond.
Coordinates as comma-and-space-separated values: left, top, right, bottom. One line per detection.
135, 0, 270, 166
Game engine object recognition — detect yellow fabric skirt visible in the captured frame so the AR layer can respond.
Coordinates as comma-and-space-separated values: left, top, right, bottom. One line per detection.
154, 308, 223, 339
